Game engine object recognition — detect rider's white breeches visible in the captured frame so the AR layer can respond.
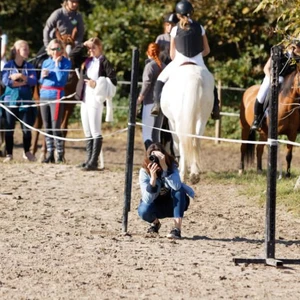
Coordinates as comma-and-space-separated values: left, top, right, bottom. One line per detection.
80, 99, 103, 138
256, 75, 284, 104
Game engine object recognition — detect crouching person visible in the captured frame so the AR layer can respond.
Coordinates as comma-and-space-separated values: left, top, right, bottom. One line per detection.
138, 142, 194, 239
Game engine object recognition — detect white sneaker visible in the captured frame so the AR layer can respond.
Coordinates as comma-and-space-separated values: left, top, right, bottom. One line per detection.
23, 151, 37, 162
3, 155, 13, 163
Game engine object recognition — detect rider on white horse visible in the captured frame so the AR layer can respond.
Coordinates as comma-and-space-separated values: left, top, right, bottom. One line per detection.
150, 0, 220, 119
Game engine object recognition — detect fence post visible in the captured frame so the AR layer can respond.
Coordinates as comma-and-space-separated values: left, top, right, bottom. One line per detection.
122, 48, 139, 233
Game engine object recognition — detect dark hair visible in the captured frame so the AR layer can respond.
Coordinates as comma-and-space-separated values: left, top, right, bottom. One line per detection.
142, 142, 178, 174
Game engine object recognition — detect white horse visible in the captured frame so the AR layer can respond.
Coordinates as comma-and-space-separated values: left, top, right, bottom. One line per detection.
161, 64, 214, 183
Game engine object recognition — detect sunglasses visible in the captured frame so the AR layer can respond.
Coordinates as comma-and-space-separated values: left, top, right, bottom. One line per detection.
51, 47, 62, 51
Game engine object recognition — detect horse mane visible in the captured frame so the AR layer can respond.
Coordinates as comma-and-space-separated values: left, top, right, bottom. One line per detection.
281, 70, 297, 98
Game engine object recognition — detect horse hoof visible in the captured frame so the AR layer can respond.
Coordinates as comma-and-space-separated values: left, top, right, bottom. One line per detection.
238, 169, 243, 176
190, 173, 200, 184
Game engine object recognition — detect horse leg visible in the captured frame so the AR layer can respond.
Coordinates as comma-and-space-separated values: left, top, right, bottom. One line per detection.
285, 144, 293, 178
178, 140, 187, 182
59, 103, 75, 161
256, 144, 264, 174
0, 116, 6, 157
31, 108, 43, 155
61, 104, 74, 136
239, 126, 256, 175
189, 137, 201, 184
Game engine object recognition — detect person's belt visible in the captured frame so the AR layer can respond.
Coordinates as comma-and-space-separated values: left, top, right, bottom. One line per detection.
41, 86, 64, 121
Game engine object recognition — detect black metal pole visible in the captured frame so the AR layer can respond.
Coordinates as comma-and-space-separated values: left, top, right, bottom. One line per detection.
0, 36, 2, 80
122, 48, 139, 233
265, 45, 281, 259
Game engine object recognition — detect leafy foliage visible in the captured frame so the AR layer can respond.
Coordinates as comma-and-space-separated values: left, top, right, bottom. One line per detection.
1, 0, 299, 88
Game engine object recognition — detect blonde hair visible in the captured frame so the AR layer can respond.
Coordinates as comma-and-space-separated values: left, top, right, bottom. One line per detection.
85, 37, 102, 48
46, 39, 65, 56
10, 40, 29, 60
146, 43, 162, 69
176, 14, 190, 30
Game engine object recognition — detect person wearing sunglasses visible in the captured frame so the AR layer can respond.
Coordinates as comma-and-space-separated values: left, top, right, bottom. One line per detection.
39, 39, 71, 163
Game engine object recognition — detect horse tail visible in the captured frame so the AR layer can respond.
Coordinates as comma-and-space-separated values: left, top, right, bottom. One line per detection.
245, 130, 256, 165
178, 68, 212, 172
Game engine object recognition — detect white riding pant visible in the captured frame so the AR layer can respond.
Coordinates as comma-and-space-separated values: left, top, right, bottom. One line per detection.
141, 104, 155, 142
80, 98, 103, 138
257, 75, 284, 104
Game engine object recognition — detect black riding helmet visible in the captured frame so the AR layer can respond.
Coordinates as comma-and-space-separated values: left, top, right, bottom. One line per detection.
164, 13, 179, 24
175, 0, 194, 17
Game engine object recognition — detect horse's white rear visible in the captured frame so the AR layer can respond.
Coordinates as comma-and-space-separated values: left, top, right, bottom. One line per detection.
161, 65, 214, 182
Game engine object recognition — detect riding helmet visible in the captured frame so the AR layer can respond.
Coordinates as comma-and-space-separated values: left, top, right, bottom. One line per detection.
175, 0, 194, 16
164, 13, 179, 24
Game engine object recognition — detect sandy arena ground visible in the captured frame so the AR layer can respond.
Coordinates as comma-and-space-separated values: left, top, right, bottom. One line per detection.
0, 125, 300, 300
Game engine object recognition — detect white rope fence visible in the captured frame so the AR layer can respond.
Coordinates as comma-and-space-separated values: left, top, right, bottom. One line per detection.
1, 99, 300, 147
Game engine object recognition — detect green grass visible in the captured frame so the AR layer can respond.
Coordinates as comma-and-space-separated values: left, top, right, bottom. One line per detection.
204, 169, 300, 217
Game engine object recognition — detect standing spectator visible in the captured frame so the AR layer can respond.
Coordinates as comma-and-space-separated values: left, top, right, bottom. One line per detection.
138, 142, 194, 239
1, 40, 37, 162
39, 39, 71, 163
137, 43, 165, 150
76, 37, 117, 171
43, 0, 84, 48
0, 26, 8, 71
155, 13, 178, 65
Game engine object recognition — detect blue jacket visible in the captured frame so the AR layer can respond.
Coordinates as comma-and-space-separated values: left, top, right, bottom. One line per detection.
139, 166, 195, 204
39, 56, 71, 99
1, 60, 37, 109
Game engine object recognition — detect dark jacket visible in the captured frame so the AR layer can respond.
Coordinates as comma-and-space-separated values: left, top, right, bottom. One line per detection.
75, 55, 117, 100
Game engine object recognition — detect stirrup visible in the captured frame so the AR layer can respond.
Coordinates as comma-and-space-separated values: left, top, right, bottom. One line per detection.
251, 119, 261, 130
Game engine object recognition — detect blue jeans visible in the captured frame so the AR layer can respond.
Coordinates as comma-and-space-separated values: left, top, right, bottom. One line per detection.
138, 187, 189, 223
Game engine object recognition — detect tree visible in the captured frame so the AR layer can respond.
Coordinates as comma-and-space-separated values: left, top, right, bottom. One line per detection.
254, 0, 300, 37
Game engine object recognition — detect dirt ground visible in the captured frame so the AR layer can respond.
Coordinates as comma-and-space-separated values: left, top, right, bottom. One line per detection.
1, 124, 300, 300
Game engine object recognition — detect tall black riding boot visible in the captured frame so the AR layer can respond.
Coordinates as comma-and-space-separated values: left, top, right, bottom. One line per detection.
251, 99, 264, 130
77, 137, 93, 168
211, 86, 220, 120
150, 80, 165, 117
82, 136, 102, 171
42, 151, 55, 163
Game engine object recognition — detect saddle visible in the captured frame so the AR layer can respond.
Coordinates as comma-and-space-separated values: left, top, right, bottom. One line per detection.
180, 61, 197, 67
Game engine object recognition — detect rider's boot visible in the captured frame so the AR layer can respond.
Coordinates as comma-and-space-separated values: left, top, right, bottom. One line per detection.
144, 139, 152, 151
82, 136, 102, 171
42, 151, 55, 163
77, 138, 93, 168
150, 80, 165, 117
251, 99, 264, 130
211, 86, 220, 120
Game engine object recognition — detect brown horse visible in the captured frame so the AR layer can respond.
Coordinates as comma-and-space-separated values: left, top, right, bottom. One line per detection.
31, 28, 83, 160
239, 67, 300, 177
